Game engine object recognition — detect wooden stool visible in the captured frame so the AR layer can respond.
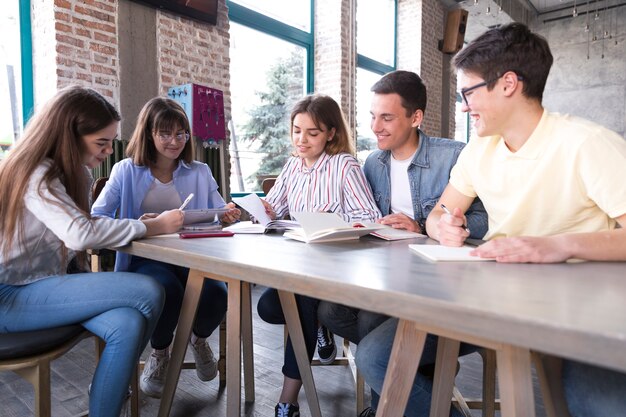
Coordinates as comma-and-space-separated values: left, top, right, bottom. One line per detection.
0, 326, 92, 417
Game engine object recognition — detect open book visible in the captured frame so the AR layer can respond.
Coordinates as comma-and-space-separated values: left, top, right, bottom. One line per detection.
225, 194, 299, 234
408, 244, 495, 262
283, 212, 385, 243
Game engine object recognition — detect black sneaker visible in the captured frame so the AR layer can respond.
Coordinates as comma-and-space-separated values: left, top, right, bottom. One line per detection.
275, 402, 300, 417
358, 407, 376, 417
316, 325, 337, 364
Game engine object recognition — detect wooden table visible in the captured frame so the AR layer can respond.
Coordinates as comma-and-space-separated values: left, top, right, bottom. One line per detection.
118, 233, 626, 417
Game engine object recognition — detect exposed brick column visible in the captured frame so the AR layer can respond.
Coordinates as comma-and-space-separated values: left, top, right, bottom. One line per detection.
397, 0, 456, 138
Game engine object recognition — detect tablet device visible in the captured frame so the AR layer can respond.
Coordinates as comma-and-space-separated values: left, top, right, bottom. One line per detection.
183, 208, 229, 225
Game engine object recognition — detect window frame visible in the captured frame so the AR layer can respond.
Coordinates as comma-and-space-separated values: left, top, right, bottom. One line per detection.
356, 0, 397, 76
227, 1, 314, 94
19, 0, 34, 124
227, 1, 314, 196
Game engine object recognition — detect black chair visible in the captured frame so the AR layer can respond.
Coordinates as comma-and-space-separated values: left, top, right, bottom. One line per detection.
0, 326, 92, 417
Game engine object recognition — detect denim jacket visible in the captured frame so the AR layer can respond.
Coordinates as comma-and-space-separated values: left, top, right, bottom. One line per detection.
363, 130, 488, 239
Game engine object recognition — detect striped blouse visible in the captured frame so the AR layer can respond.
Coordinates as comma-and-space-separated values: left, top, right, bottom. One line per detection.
266, 152, 381, 223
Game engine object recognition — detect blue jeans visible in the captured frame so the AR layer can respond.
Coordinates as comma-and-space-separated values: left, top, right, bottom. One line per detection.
318, 301, 388, 344
129, 257, 227, 349
0, 272, 164, 417
563, 360, 626, 417
257, 288, 319, 380
356, 318, 476, 417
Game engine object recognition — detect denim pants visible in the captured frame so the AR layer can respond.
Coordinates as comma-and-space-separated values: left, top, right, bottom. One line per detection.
356, 318, 477, 417
257, 287, 319, 380
0, 272, 164, 417
128, 257, 227, 349
318, 301, 389, 344
563, 360, 626, 417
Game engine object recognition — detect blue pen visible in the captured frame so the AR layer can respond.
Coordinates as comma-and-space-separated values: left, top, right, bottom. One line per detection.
440, 204, 470, 234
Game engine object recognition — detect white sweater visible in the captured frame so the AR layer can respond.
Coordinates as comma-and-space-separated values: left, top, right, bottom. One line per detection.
0, 161, 146, 285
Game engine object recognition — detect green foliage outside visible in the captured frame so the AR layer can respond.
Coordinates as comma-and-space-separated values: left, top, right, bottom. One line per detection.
240, 51, 304, 190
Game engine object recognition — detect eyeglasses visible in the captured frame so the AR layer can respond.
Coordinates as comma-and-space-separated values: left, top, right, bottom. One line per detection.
460, 73, 524, 106
154, 131, 190, 144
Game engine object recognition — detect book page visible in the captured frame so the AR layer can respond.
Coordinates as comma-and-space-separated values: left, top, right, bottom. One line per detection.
290, 212, 349, 235
232, 194, 272, 226
408, 244, 495, 262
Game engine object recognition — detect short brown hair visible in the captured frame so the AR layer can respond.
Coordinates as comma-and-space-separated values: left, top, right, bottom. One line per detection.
290, 94, 354, 155
371, 70, 427, 117
453, 23, 553, 101
126, 97, 194, 166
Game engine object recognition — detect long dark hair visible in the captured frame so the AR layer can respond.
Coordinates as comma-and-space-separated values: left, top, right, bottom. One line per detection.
0, 85, 120, 258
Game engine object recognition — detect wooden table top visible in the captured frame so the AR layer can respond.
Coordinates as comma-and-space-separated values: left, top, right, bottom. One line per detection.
117, 233, 626, 373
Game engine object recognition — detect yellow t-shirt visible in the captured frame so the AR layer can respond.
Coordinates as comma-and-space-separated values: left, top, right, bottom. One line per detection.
450, 111, 626, 240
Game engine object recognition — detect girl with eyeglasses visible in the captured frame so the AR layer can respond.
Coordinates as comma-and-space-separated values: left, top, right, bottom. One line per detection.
92, 97, 240, 398
0, 86, 184, 417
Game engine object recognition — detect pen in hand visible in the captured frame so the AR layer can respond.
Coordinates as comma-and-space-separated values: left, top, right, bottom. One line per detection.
440, 204, 470, 234
179, 193, 194, 210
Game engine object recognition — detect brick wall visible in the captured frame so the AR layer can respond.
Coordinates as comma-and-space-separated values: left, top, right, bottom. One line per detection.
419, 0, 444, 136
44, 0, 119, 103
155, 3, 231, 116
397, 0, 456, 138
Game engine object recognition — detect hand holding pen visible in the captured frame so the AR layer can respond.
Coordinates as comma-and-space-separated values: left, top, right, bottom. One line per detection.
440, 204, 470, 233
438, 204, 470, 247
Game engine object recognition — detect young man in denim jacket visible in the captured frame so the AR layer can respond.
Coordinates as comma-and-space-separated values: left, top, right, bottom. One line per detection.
318, 70, 488, 417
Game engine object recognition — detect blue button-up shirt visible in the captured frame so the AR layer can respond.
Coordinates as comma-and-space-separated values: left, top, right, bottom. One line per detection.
91, 158, 226, 270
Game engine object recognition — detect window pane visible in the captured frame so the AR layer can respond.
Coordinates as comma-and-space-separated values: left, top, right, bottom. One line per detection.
355, 68, 381, 163
232, 0, 311, 32
229, 23, 307, 193
357, 0, 395, 66
0, 1, 22, 159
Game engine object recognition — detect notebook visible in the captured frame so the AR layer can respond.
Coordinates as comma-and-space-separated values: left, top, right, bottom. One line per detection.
408, 244, 495, 262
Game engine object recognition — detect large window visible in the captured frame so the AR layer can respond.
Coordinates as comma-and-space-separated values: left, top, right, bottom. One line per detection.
0, 0, 31, 159
228, 1, 312, 193
355, 0, 396, 163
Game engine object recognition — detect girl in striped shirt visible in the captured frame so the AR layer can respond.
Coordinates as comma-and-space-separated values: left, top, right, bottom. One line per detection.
257, 94, 381, 417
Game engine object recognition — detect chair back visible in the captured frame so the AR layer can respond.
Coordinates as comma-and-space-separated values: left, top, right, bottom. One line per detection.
262, 178, 276, 195
91, 176, 109, 202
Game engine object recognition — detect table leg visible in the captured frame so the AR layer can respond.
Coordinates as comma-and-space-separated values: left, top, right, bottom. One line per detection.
226, 279, 242, 417
497, 345, 536, 417
241, 282, 255, 403
157, 269, 204, 417
376, 319, 428, 417
277, 290, 322, 417
430, 337, 461, 417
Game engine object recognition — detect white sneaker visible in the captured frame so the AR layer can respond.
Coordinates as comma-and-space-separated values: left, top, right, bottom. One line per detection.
189, 339, 218, 381
140, 351, 169, 398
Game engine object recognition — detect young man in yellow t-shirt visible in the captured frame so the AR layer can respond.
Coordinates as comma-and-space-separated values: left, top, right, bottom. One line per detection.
355, 22, 625, 417
424, 22, 626, 417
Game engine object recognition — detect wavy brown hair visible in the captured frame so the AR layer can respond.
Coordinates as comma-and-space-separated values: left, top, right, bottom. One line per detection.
0, 85, 120, 260
126, 97, 194, 166
290, 94, 354, 156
